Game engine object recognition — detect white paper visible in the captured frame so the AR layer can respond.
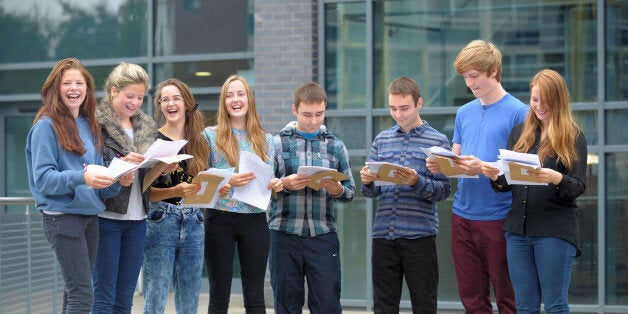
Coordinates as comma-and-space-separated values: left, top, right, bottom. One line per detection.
497, 149, 541, 167
420, 146, 459, 159
297, 165, 335, 176
138, 139, 190, 168
86, 157, 138, 180
232, 151, 274, 210
493, 160, 548, 186
181, 167, 234, 208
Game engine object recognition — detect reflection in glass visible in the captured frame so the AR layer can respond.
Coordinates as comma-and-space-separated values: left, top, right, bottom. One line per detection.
1, 0, 147, 62
154, 0, 252, 55
324, 116, 366, 150
154, 60, 253, 89
368, 1, 598, 108
605, 110, 628, 145
571, 160, 598, 303
573, 110, 598, 146
325, 2, 367, 110
606, 1, 628, 101
338, 198, 368, 299
606, 152, 628, 305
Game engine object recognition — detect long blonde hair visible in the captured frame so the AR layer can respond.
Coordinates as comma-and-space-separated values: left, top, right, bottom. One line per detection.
216, 75, 269, 166
513, 69, 581, 170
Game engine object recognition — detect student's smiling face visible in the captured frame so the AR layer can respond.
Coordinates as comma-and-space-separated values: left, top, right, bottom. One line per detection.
388, 93, 421, 133
111, 83, 146, 122
59, 69, 87, 118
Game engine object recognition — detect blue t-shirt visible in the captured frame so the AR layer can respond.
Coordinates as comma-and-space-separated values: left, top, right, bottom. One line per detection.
452, 93, 528, 220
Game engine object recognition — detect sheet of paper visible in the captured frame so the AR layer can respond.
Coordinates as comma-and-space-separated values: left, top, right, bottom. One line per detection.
138, 139, 191, 168
493, 160, 547, 186
365, 161, 406, 186
141, 154, 195, 192
86, 157, 138, 180
495, 149, 546, 185
297, 166, 349, 191
498, 149, 541, 167
232, 151, 273, 210
420, 146, 460, 160
181, 168, 234, 208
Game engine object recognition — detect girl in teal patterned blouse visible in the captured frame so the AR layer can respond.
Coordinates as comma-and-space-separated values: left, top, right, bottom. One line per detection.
203, 74, 283, 314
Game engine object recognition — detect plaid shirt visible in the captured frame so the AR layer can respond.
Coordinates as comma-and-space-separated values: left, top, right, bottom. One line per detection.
362, 122, 451, 240
270, 122, 355, 237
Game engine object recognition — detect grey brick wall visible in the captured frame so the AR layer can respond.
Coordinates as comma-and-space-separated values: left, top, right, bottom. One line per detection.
254, 0, 318, 134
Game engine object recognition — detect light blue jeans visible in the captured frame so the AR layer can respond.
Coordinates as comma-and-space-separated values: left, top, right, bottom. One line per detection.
505, 232, 576, 314
142, 201, 204, 314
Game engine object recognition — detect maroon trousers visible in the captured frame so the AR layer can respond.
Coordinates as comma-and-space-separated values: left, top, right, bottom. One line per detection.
451, 213, 516, 314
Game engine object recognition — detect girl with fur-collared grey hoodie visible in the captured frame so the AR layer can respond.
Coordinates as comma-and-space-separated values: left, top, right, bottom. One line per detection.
91, 62, 157, 314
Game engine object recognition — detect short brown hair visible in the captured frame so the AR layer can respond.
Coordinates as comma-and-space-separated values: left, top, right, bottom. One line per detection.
454, 39, 503, 82
387, 76, 421, 105
294, 82, 327, 109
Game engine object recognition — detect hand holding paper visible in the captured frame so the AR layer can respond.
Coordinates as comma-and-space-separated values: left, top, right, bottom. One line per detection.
232, 151, 274, 210
138, 139, 193, 168
495, 149, 547, 185
297, 166, 349, 191
365, 162, 407, 186
421, 146, 478, 178
181, 168, 234, 208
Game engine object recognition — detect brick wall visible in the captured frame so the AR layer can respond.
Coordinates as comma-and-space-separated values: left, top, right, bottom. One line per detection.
254, 0, 318, 134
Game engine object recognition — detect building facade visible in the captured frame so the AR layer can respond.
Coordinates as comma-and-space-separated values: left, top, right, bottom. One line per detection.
0, 0, 626, 312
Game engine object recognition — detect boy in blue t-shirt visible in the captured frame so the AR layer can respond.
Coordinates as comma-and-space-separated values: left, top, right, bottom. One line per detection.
427, 40, 528, 314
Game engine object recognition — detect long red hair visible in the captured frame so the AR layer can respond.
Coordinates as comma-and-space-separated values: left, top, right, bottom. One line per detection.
34, 58, 102, 155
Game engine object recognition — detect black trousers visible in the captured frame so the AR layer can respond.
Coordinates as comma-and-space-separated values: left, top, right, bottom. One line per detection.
372, 236, 439, 314
204, 209, 270, 314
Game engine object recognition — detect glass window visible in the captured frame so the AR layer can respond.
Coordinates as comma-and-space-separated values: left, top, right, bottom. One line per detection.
324, 116, 366, 150
1, 0, 148, 62
571, 159, 598, 304
325, 2, 367, 110
606, 152, 628, 305
368, 0, 597, 108
605, 110, 627, 145
606, 1, 628, 101
339, 198, 368, 299
154, 60, 253, 89
574, 110, 598, 146
154, 0, 252, 55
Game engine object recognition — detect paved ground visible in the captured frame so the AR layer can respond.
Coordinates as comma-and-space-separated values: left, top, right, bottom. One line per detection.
131, 293, 377, 314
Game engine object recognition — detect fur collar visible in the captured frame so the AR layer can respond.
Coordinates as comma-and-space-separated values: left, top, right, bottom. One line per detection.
96, 100, 157, 154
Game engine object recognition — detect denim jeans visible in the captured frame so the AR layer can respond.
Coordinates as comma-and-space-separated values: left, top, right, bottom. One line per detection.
42, 213, 99, 314
505, 232, 576, 314
204, 209, 269, 314
372, 236, 438, 314
92, 218, 146, 314
451, 214, 515, 314
143, 201, 205, 314
269, 230, 342, 314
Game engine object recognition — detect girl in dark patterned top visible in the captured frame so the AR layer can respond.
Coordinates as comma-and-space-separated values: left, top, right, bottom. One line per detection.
142, 78, 215, 313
